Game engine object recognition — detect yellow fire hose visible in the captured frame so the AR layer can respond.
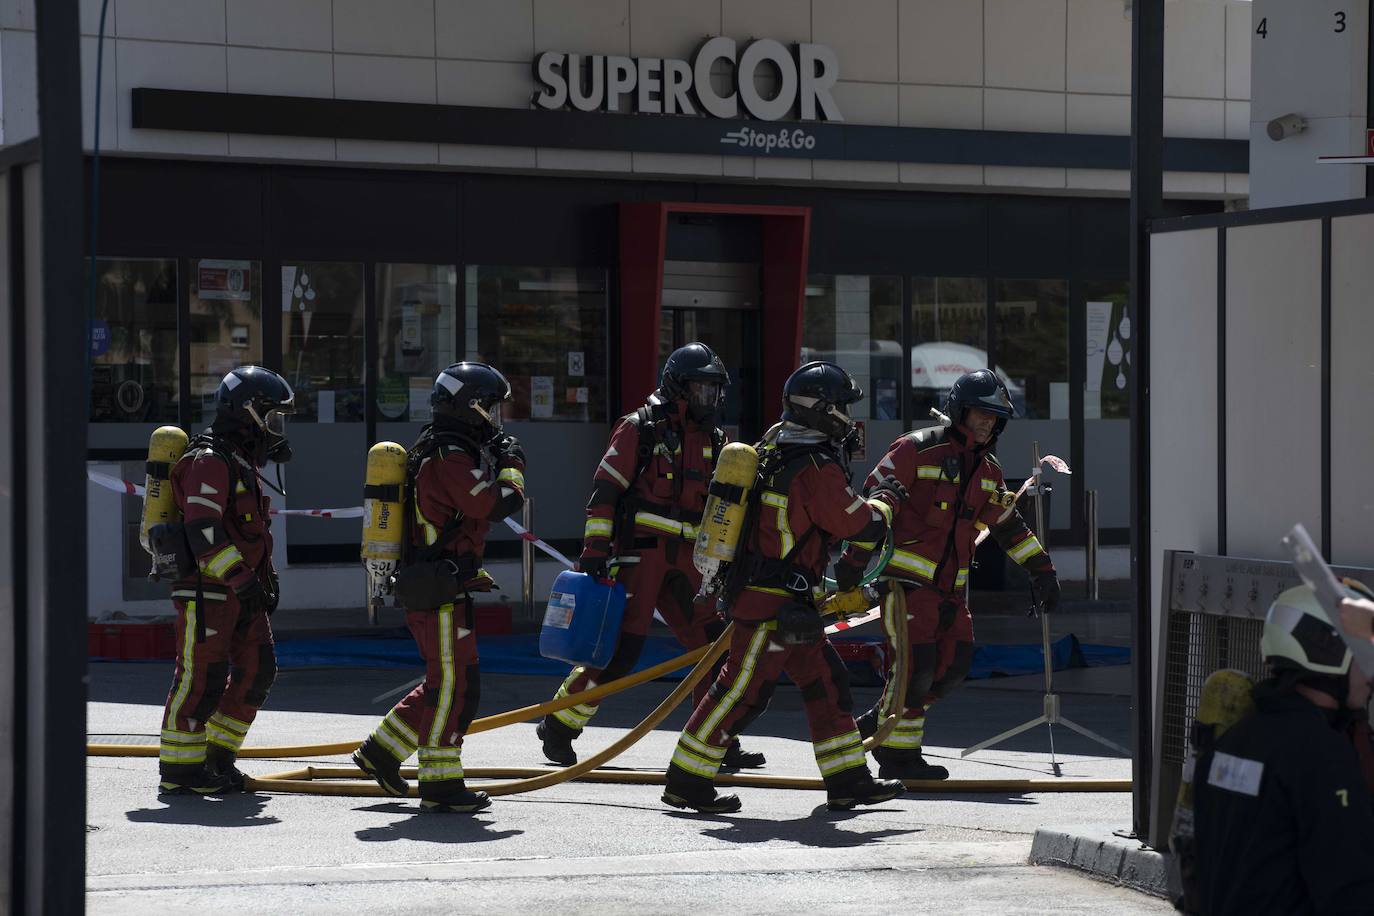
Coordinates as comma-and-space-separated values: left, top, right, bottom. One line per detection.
247, 765, 1128, 796
859, 587, 907, 753
86, 642, 713, 759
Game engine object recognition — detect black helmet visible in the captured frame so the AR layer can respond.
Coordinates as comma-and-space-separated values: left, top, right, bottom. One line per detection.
214, 365, 295, 463
661, 342, 730, 422
945, 369, 1014, 438
781, 361, 864, 442
431, 362, 512, 437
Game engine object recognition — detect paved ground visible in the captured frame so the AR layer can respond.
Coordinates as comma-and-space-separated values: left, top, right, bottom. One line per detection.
86, 657, 1163, 915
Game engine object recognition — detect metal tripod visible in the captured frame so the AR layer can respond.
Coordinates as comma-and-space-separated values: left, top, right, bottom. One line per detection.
961, 441, 1129, 770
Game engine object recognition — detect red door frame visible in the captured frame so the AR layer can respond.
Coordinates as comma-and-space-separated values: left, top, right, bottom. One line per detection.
618, 201, 812, 417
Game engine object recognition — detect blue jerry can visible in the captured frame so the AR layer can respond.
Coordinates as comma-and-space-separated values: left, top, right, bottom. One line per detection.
539, 570, 627, 669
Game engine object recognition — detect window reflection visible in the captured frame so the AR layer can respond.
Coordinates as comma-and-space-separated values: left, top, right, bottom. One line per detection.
89, 258, 179, 423
377, 264, 457, 423
189, 259, 262, 424
911, 277, 990, 420
801, 275, 902, 420
994, 279, 1068, 420
1084, 281, 1131, 420
282, 262, 365, 422
468, 266, 608, 422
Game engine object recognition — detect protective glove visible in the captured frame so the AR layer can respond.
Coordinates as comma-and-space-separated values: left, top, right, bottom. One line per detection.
937, 598, 958, 631
234, 575, 270, 616
493, 434, 526, 466
264, 565, 281, 615
1028, 570, 1061, 618
578, 554, 610, 582
869, 477, 910, 506
833, 559, 865, 594
820, 586, 876, 619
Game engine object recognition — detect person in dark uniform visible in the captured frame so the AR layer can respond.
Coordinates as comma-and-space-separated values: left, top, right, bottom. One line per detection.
1189, 584, 1374, 915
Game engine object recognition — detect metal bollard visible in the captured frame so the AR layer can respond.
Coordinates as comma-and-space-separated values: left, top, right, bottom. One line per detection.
521, 497, 535, 623
1085, 489, 1099, 600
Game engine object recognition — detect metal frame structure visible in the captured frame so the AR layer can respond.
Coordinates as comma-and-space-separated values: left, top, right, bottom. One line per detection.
4, 1, 88, 912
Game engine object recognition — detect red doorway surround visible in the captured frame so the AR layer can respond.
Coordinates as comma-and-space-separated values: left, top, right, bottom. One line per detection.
617, 201, 812, 418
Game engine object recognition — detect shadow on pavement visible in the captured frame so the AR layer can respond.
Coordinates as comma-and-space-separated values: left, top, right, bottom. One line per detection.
126, 792, 281, 827
673, 806, 921, 847
352, 803, 524, 843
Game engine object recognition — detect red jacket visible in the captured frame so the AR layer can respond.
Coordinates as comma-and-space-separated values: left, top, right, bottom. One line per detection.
410, 439, 526, 566
841, 424, 1054, 595
582, 394, 722, 561
731, 440, 890, 622
172, 438, 272, 595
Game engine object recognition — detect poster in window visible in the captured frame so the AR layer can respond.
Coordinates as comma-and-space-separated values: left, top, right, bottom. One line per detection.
198, 259, 252, 301
531, 376, 554, 419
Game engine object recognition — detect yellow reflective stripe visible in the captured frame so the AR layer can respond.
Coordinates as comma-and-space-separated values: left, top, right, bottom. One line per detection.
633, 511, 695, 540
981, 478, 997, 492
888, 548, 937, 580
415, 503, 438, 546
1008, 535, 1045, 565
850, 540, 878, 550
916, 465, 957, 482
678, 731, 727, 761
469, 478, 492, 496
867, 498, 892, 526
164, 601, 197, 729
428, 604, 456, 746
880, 716, 926, 750
974, 521, 988, 531
696, 623, 773, 742
760, 491, 787, 508
814, 731, 860, 756
671, 742, 723, 779
159, 727, 207, 763
382, 709, 420, 748
703, 447, 714, 460
371, 724, 414, 762
598, 459, 630, 488
235, 481, 247, 494
552, 667, 597, 730
955, 568, 969, 588
497, 467, 525, 488
745, 585, 790, 597
584, 517, 614, 539
202, 544, 244, 578
418, 746, 465, 781
878, 590, 905, 716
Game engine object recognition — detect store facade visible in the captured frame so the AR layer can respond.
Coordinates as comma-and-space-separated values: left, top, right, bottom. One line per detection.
0, 0, 1252, 610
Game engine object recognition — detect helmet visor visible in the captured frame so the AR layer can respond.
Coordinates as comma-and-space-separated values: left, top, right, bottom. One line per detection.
472, 398, 503, 430
264, 408, 290, 437
688, 380, 724, 411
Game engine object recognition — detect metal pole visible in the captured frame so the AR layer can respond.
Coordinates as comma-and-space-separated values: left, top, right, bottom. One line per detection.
1086, 489, 1100, 601
1032, 442, 1051, 699
521, 497, 535, 624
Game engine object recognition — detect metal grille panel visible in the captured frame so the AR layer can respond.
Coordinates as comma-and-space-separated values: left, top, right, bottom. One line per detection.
1160, 611, 1266, 765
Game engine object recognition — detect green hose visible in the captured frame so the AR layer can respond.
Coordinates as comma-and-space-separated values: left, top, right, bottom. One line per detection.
821, 535, 895, 590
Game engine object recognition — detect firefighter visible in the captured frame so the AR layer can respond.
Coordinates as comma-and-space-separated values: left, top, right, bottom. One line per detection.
661, 361, 906, 813
841, 369, 1060, 780
157, 366, 293, 795
352, 362, 525, 814
537, 343, 765, 770
1186, 585, 1374, 914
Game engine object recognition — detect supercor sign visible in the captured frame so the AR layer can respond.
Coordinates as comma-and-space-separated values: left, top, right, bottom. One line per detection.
533, 37, 843, 122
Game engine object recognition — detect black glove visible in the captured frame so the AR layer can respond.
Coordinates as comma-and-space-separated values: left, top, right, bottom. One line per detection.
235, 576, 269, 615
579, 556, 609, 581
937, 599, 958, 631
493, 434, 526, 465
1028, 571, 1061, 618
776, 602, 824, 646
264, 566, 281, 616
833, 560, 864, 594
870, 478, 910, 505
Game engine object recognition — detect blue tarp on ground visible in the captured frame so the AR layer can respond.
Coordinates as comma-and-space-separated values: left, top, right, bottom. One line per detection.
270, 631, 1129, 680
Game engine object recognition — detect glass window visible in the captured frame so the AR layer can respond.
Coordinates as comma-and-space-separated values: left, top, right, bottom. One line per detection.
468, 266, 608, 423
801, 275, 902, 420
89, 258, 179, 423
911, 277, 989, 420
376, 264, 458, 423
994, 279, 1069, 420
1084, 281, 1131, 419
282, 262, 365, 422
188, 259, 262, 424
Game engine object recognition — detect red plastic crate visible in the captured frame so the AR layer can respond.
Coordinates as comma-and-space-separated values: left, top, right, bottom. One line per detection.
87, 622, 176, 660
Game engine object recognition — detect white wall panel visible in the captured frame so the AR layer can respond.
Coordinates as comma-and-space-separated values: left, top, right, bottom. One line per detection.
1150, 227, 1219, 683
899, 84, 982, 129
1330, 213, 1374, 566
437, 60, 533, 108
1225, 219, 1322, 559
984, 0, 1066, 92
533, 0, 629, 57
813, 0, 899, 83
333, 0, 435, 57
1067, 93, 1129, 135
899, 0, 982, 86
117, 38, 229, 154
984, 88, 1065, 133
437, 0, 534, 62
1066, 0, 1130, 95
333, 54, 437, 103
227, 46, 335, 159
1, 28, 37, 145
1164, 1, 1226, 99
628, 0, 720, 60
831, 81, 899, 126
117, 0, 225, 45
226, 0, 331, 51
722, 0, 811, 45
1163, 97, 1226, 140
1224, 0, 1250, 100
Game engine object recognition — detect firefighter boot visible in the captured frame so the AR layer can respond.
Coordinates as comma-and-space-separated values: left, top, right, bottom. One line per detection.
721, 740, 766, 770
855, 706, 879, 740
874, 745, 949, 781
825, 768, 906, 811
537, 715, 579, 766
662, 768, 742, 814
158, 767, 234, 797
420, 783, 492, 815
205, 743, 247, 792
352, 737, 410, 797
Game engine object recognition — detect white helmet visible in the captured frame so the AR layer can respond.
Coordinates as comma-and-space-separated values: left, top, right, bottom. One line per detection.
1262, 581, 1374, 676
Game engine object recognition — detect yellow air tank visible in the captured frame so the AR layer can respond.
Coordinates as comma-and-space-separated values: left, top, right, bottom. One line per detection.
362, 442, 408, 602
140, 425, 189, 554
693, 442, 760, 595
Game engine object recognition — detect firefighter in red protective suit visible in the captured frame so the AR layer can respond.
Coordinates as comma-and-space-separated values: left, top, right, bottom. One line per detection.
157, 366, 293, 795
538, 343, 765, 771
352, 362, 525, 814
661, 361, 906, 813
841, 369, 1060, 780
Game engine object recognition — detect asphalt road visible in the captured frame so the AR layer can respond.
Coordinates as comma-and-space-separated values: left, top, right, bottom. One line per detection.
86, 660, 1165, 915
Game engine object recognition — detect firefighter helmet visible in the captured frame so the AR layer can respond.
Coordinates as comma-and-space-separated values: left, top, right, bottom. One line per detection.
431, 362, 512, 436
1262, 581, 1374, 677
945, 369, 1015, 438
214, 366, 295, 463
661, 343, 730, 421
781, 361, 864, 443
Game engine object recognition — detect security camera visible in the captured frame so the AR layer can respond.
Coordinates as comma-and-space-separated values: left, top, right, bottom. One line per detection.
1267, 113, 1308, 141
